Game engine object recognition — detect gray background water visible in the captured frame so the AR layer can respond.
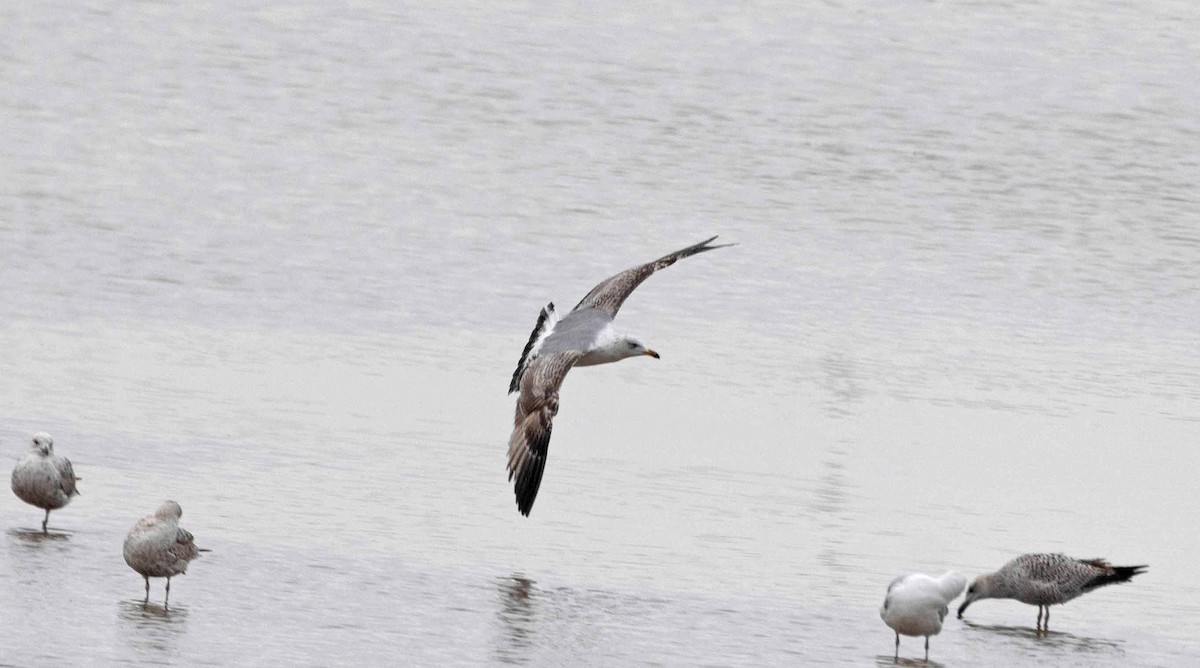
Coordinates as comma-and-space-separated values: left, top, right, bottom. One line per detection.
2, 1, 1198, 665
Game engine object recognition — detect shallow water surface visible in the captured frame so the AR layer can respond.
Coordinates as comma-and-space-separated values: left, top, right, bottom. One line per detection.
2, 1, 1199, 665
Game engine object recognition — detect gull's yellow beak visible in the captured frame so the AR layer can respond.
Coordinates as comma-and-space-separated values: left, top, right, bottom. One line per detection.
644, 349, 660, 359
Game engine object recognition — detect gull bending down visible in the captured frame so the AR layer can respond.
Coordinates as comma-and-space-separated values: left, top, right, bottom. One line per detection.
506, 236, 733, 516
957, 553, 1147, 633
880, 571, 966, 661
11, 432, 80, 533
123, 501, 208, 607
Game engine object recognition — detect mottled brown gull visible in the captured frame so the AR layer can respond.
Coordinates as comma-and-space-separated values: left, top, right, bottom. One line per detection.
957, 553, 1147, 632
10, 432, 81, 533
506, 236, 733, 516
123, 500, 206, 607
879, 571, 966, 661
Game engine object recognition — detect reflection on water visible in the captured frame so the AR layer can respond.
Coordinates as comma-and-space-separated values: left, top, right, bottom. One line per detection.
820, 352, 866, 419
815, 352, 860, 582
6, 527, 74, 586
494, 575, 537, 664
7, 528, 73, 545
961, 619, 1125, 659
487, 571, 824, 664
814, 448, 853, 581
874, 655, 947, 668
119, 599, 191, 623
118, 600, 190, 658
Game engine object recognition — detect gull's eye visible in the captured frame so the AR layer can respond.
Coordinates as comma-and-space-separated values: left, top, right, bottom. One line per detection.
627, 342, 637, 349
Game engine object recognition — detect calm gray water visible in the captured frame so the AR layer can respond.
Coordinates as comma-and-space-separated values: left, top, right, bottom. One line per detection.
3, 1, 1199, 665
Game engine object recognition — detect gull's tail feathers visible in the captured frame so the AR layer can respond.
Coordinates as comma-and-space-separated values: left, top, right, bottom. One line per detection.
1081, 561, 1148, 591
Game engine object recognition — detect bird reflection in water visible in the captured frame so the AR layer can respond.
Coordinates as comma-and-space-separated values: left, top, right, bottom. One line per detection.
873, 654, 948, 667
118, 599, 190, 657
8, 527, 72, 544
814, 353, 860, 580
959, 619, 1123, 655
495, 575, 538, 664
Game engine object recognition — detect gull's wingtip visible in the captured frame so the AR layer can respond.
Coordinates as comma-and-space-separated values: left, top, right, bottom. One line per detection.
699, 234, 737, 250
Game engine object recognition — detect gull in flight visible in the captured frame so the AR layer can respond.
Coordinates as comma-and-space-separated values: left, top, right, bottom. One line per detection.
880, 571, 966, 661
957, 553, 1147, 633
123, 500, 208, 607
10, 432, 81, 533
506, 236, 733, 516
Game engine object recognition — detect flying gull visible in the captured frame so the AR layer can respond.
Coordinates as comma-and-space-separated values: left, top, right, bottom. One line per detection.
123, 500, 208, 607
11, 432, 81, 533
879, 571, 966, 661
506, 236, 733, 516
957, 553, 1147, 633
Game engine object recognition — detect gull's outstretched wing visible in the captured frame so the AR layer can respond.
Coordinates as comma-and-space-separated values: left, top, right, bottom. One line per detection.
571, 236, 733, 317
506, 351, 582, 516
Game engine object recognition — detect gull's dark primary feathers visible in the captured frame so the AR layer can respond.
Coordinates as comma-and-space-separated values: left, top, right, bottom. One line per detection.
507, 351, 581, 516
509, 302, 557, 394
505, 237, 732, 516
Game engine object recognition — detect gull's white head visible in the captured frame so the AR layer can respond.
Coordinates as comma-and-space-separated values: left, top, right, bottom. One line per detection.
155, 500, 184, 521
31, 432, 54, 455
621, 336, 660, 361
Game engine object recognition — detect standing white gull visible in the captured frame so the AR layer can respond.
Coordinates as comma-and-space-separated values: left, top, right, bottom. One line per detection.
11, 432, 81, 533
880, 571, 966, 661
957, 553, 1147, 633
506, 236, 733, 516
123, 500, 207, 607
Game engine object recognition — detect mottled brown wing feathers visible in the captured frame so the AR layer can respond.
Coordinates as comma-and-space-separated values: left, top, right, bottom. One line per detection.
172, 527, 200, 562
58, 458, 79, 496
506, 352, 580, 516
1078, 558, 1111, 570
571, 236, 733, 317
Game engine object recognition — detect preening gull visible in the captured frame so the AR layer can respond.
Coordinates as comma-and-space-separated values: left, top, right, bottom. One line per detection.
123, 500, 207, 607
957, 553, 1147, 632
11, 432, 81, 533
880, 571, 966, 661
506, 236, 733, 516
